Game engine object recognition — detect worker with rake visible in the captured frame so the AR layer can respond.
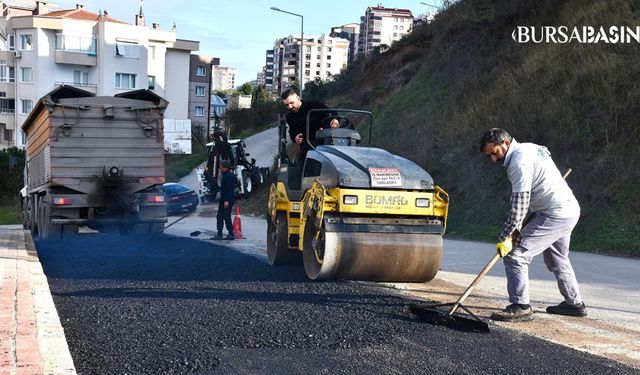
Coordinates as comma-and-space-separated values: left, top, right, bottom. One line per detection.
480, 128, 587, 322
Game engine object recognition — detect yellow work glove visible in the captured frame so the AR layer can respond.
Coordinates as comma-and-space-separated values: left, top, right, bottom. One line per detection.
496, 237, 513, 258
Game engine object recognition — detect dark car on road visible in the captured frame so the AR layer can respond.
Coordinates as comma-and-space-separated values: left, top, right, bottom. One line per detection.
162, 183, 199, 214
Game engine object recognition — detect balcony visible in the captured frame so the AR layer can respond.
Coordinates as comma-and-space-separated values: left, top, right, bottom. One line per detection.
0, 77, 15, 93
54, 81, 97, 94
55, 50, 97, 66
55, 34, 97, 66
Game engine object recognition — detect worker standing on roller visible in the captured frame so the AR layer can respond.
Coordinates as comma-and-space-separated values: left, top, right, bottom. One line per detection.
280, 88, 338, 163
479, 128, 587, 322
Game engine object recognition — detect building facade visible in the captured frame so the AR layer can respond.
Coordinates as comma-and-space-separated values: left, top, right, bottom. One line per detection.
358, 6, 413, 55
269, 34, 349, 95
211, 65, 237, 92
263, 49, 274, 92
0, 1, 198, 150
330, 23, 360, 63
188, 54, 219, 146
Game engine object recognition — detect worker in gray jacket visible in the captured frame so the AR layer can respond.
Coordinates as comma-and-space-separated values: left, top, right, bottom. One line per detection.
479, 128, 587, 322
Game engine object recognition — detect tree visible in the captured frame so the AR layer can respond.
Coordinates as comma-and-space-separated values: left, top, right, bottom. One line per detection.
240, 82, 253, 95
303, 77, 327, 102
252, 84, 271, 106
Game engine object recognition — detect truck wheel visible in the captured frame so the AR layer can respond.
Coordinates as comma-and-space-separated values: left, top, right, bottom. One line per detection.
41, 203, 62, 240
27, 198, 38, 236
242, 171, 252, 199
267, 212, 300, 266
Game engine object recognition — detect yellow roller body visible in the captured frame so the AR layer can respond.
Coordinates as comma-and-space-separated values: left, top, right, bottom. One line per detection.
300, 181, 448, 282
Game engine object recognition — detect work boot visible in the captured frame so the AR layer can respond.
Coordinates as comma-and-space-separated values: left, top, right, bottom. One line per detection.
490, 304, 534, 322
224, 234, 235, 240
546, 301, 587, 317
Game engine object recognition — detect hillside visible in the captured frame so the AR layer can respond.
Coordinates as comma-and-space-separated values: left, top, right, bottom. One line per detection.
319, 0, 640, 255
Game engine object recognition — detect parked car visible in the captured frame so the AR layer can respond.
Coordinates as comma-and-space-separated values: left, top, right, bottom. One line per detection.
162, 183, 199, 214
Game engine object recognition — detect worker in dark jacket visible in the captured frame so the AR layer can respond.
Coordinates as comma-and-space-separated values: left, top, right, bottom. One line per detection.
281, 88, 338, 163
213, 160, 236, 240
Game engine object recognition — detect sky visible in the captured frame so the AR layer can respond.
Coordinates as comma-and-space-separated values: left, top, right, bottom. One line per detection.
54, 0, 443, 85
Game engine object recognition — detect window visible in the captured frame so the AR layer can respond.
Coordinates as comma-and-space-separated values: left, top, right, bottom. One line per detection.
195, 86, 206, 96
20, 99, 33, 114
327, 55, 331, 60
20, 67, 32, 82
194, 106, 205, 116
8, 34, 14, 50
149, 45, 156, 59
0, 61, 15, 83
19, 34, 33, 50
196, 66, 206, 76
326, 63, 331, 68
115, 73, 136, 89
148, 75, 155, 90
73, 70, 89, 85
0, 96, 14, 114
115, 42, 140, 58
4, 129, 12, 142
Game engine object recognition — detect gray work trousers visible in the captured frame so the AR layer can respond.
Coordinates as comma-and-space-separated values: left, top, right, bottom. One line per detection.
504, 212, 582, 305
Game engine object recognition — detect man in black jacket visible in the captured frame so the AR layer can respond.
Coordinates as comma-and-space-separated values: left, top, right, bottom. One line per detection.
281, 88, 338, 163
213, 160, 236, 240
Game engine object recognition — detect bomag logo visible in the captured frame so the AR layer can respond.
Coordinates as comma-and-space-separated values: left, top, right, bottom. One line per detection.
365, 195, 408, 206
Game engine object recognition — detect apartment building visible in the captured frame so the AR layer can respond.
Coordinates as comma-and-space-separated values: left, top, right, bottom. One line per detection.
358, 6, 413, 55
187, 54, 219, 148
211, 65, 237, 91
0, 1, 198, 150
330, 23, 360, 63
270, 34, 349, 95
261, 49, 274, 92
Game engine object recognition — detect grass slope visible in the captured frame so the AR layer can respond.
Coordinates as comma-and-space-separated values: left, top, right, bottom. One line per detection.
325, 0, 640, 255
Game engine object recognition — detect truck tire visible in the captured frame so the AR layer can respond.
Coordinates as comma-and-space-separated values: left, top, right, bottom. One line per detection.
41, 203, 62, 240
242, 170, 252, 199
27, 198, 37, 236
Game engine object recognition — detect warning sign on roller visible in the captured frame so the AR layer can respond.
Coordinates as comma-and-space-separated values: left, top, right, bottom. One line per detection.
368, 168, 403, 187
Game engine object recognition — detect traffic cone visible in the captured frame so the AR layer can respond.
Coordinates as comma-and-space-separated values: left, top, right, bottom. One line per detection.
233, 204, 243, 239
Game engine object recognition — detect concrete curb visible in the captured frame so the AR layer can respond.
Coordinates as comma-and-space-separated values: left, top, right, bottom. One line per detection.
0, 226, 76, 375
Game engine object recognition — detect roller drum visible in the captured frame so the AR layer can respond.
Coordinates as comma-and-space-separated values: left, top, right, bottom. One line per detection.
303, 230, 443, 282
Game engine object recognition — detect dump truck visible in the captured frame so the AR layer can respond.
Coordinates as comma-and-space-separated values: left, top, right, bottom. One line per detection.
21, 86, 168, 240
267, 109, 449, 281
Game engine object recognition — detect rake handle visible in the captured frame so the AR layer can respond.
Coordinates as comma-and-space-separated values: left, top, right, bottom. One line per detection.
448, 253, 501, 315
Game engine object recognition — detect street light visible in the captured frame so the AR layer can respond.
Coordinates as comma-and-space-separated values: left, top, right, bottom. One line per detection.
270, 6, 304, 98
419, 2, 439, 9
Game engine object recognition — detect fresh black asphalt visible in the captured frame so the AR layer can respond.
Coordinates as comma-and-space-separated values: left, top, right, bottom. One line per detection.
35, 234, 639, 375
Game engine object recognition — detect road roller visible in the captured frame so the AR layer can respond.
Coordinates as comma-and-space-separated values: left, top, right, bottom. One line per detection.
267, 109, 449, 281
